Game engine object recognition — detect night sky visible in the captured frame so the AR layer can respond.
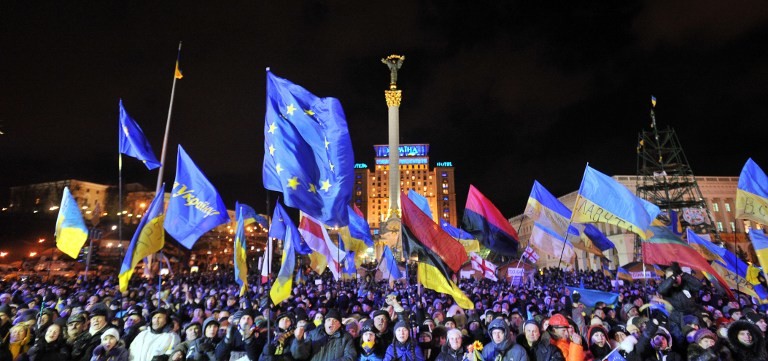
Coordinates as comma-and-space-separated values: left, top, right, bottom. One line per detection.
2, 1, 768, 216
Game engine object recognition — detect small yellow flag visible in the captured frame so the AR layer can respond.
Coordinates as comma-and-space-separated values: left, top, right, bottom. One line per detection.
175, 61, 183, 79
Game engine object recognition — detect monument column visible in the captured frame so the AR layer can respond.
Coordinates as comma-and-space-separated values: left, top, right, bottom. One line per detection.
382, 55, 404, 219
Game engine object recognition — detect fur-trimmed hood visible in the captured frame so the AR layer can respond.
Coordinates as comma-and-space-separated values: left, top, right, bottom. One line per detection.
727, 320, 767, 360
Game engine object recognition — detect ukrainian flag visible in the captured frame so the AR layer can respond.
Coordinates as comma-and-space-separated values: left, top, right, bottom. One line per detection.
736, 158, 768, 225
750, 230, 768, 275
234, 205, 248, 296
119, 190, 165, 292
571, 165, 661, 240
55, 187, 89, 259
617, 267, 633, 282
338, 205, 373, 266
270, 203, 299, 305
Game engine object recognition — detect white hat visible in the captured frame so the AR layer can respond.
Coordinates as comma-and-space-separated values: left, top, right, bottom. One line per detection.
101, 328, 120, 342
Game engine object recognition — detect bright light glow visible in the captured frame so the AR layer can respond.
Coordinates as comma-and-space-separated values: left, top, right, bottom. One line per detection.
160, 268, 169, 276
190, 266, 199, 273
33, 210, 38, 213
29, 252, 37, 257
213, 265, 219, 271
140, 203, 146, 208
81, 206, 88, 210
38, 238, 45, 243
207, 251, 212, 255
85, 211, 92, 214
250, 246, 255, 251
49, 206, 59, 211
111, 225, 117, 231
0, 252, 7, 257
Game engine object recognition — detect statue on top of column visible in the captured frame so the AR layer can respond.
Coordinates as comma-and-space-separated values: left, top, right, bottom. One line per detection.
381, 54, 405, 89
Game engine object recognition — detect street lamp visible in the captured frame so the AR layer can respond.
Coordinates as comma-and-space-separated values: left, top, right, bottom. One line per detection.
38, 238, 45, 243
29, 252, 37, 257
0, 252, 7, 258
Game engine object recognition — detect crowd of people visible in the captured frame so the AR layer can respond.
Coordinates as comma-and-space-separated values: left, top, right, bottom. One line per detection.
0, 262, 767, 361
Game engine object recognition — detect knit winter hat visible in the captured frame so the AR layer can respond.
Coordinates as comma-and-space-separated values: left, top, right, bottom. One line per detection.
101, 327, 120, 342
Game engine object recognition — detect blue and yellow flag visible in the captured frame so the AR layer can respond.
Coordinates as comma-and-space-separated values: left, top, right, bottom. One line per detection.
617, 267, 633, 282
582, 224, 616, 252
686, 229, 726, 264
119, 190, 165, 292
234, 205, 248, 296
164, 146, 229, 249
236, 202, 268, 229
55, 187, 89, 259
339, 205, 373, 266
263, 70, 354, 227
270, 203, 299, 305
440, 219, 480, 254
736, 158, 768, 225
118, 99, 161, 170
750, 230, 768, 275
525, 180, 581, 238
571, 165, 661, 240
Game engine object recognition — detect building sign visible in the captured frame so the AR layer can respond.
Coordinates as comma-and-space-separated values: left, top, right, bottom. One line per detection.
374, 144, 429, 158
375, 158, 428, 165
354, 163, 368, 169
436, 162, 453, 167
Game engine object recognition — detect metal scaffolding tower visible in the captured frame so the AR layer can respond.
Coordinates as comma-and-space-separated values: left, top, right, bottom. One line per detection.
634, 97, 719, 260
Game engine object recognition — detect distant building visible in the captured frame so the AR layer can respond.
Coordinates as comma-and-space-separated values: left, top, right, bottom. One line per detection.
510, 175, 764, 270
351, 144, 457, 231
6, 179, 113, 223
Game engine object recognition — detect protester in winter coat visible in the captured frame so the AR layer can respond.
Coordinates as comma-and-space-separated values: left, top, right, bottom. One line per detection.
435, 329, 464, 361
25, 323, 69, 361
187, 317, 221, 361
90, 328, 129, 361
515, 320, 563, 361
383, 321, 424, 361
128, 308, 181, 361
262, 313, 296, 361
357, 320, 385, 361
72, 304, 114, 361
546, 314, 582, 361
586, 325, 611, 361
481, 318, 528, 361
291, 309, 357, 361
726, 320, 767, 361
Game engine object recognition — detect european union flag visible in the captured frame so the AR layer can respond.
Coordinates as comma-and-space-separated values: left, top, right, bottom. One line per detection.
119, 99, 161, 170
263, 70, 354, 227
164, 145, 230, 249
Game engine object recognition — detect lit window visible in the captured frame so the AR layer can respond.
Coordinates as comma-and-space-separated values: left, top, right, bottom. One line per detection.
713, 203, 719, 212
717, 222, 724, 232
725, 203, 731, 212
744, 221, 752, 233
730, 222, 736, 232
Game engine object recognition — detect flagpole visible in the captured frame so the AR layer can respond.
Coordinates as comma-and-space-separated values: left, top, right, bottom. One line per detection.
155, 41, 182, 196
118, 151, 124, 267
557, 219, 576, 269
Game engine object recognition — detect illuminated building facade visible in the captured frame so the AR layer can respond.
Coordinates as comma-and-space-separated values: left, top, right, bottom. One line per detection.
352, 143, 457, 231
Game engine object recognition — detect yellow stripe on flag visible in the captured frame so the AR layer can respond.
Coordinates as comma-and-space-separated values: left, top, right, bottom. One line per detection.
417, 262, 474, 309
736, 189, 768, 227
571, 194, 652, 240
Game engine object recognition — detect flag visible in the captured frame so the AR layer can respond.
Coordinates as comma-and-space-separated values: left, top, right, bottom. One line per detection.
338, 205, 373, 266
408, 190, 433, 220
747, 264, 763, 285
269, 203, 299, 305
338, 234, 356, 276
402, 192, 467, 272
651, 95, 656, 108
750, 230, 768, 275
582, 224, 616, 252
617, 267, 633, 282
463, 185, 519, 256
175, 61, 183, 79
642, 226, 734, 300
298, 212, 346, 280
522, 246, 539, 263
118, 99, 161, 170
261, 237, 273, 284
263, 70, 354, 227
529, 222, 575, 262
469, 252, 498, 281
524, 180, 581, 238
234, 206, 248, 296
119, 190, 165, 292
164, 146, 229, 249
54, 187, 89, 259
236, 202, 268, 229
736, 158, 768, 225
604, 348, 627, 361
565, 286, 619, 308
686, 229, 726, 264
571, 165, 661, 240
709, 261, 768, 303
404, 225, 474, 309
378, 246, 403, 279
440, 219, 480, 254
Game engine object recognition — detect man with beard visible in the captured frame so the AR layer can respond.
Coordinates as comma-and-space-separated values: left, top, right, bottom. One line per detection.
129, 308, 181, 361
481, 318, 528, 361
291, 309, 357, 361
71, 303, 114, 361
